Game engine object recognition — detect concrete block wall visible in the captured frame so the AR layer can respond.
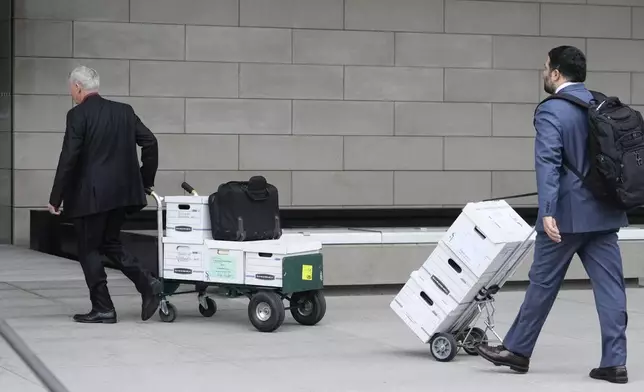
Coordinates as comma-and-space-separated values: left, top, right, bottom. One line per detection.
0, 0, 11, 244
11, 0, 644, 245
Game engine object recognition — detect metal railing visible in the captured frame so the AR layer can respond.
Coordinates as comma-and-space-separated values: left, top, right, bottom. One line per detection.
0, 318, 69, 392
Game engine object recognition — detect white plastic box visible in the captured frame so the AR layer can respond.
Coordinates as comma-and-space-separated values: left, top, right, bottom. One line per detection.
162, 238, 206, 281
440, 200, 533, 278
390, 271, 470, 343
165, 195, 212, 242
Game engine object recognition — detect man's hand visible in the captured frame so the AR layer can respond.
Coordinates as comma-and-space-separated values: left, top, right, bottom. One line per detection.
543, 216, 561, 243
47, 203, 61, 215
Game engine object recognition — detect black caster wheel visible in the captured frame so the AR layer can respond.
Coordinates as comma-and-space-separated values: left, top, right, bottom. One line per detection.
463, 327, 488, 356
430, 332, 458, 362
248, 291, 285, 333
199, 297, 217, 318
159, 302, 177, 323
289, 290, 326, 326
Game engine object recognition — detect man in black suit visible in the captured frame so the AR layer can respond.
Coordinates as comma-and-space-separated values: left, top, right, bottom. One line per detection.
48, 65, 162, 324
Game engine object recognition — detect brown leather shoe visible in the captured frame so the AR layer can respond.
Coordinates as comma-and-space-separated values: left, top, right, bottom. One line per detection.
476, 344, 530, 373
590, 366, 628, 384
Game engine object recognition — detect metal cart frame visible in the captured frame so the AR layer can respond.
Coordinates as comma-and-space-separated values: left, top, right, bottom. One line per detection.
146, 183, 326, 333
426, 227, 537, 362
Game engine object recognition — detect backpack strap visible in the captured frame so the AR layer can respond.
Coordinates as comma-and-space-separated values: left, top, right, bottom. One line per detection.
539, 92, 591, 109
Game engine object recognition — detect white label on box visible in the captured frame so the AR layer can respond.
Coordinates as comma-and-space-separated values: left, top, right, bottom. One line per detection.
204, 249, 244, 284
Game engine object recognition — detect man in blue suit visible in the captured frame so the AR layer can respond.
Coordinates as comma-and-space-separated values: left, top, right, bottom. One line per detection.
476, 46, 629, 384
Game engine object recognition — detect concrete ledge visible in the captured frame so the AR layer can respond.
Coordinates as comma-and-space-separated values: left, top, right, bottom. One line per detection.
25, 223, 644, 289
318, 240, 644, 287
279, 228, 644, 287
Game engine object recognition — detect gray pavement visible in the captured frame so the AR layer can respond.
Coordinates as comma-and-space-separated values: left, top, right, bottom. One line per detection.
1, 245, 643, 392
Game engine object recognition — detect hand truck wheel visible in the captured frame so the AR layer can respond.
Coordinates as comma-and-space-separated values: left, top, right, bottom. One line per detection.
430, 332, 458, 362
159, 302, 177, 323
198, 297, 217, 318
462, 327, 488, 356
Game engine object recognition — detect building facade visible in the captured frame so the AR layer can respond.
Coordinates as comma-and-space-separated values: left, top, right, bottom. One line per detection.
4, 0, 644, 245
0, 0, 11, 244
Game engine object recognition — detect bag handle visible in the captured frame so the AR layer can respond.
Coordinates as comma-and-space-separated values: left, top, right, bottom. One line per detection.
244, 176, 270, 201
245, 187, 269, 201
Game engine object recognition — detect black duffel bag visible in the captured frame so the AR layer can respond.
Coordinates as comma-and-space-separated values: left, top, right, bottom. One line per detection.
208, 175, 282, 241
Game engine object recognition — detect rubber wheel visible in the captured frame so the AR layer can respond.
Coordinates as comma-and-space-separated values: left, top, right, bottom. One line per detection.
430, 332, 458, 362
248, 291, 285, 333
159, 303, 177, 323
199, 297, 217, 317
289, 290, 326, 326
463, 327, 488, 356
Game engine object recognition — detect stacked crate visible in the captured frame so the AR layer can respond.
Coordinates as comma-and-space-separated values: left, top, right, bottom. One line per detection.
391, 200, 534, 343
162, 196, 214, 282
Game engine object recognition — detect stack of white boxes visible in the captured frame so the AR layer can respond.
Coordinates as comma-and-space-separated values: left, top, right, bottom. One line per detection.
162, 196, 215, 282
390, 200, 534, 343
161, 195, 322, 288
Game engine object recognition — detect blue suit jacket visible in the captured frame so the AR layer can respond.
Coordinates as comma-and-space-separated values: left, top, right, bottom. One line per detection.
534, 83, 629, 233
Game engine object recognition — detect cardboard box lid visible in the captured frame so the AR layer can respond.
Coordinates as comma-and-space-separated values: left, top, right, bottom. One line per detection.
461, 200, 533, 243
164, 195, 210, 205
205, 238, 322, 254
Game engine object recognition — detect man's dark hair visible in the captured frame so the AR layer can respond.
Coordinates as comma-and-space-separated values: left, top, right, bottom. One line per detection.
548, 46, 587, 83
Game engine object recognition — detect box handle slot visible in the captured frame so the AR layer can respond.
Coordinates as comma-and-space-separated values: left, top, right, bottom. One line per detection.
473, 226, 486, 239
447, 258, 462, 273
178, 204, 191, 210
420, 291, 434, 306
431, 275, 450, 295
258, 252, 273, 258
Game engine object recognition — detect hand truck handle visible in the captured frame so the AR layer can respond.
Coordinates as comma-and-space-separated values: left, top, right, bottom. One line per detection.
145, 187, 163, 210
145, 187, 164, 278
181, 182, 199, 196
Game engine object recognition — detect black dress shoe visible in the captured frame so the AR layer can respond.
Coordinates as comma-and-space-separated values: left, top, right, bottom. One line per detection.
141, 279, 163, 321
590, 366, 628, 384
476, 344, 530, 373
73, 310, 117, 324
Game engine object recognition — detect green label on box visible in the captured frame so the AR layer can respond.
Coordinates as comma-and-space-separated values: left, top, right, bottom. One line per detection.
208, 254, 237, 281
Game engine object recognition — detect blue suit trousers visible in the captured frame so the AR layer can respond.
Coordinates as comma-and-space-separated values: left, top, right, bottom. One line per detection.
503, 231, 628, 368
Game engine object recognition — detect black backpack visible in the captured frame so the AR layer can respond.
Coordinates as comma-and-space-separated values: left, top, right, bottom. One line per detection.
538, 90, 644, 210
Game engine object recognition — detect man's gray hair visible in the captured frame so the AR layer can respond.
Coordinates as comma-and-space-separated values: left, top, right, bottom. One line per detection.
69, 66, 100, 92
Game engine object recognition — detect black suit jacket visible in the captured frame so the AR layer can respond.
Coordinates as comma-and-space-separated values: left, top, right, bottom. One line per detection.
49, 94, 158, 218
